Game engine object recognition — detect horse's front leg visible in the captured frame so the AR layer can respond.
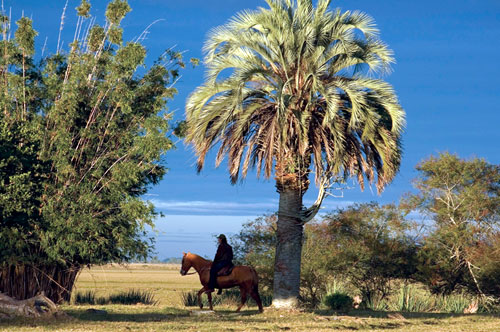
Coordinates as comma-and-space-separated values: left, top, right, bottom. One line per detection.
197, 287, 205, 309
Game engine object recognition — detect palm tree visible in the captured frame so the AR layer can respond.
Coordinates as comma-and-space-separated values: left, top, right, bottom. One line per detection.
186, 0, 405, 308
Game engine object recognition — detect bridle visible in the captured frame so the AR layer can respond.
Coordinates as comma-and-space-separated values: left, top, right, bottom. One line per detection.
180, 256, 202, 275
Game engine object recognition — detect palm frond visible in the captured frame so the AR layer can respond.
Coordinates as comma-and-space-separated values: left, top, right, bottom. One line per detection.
186, 0, 405, 194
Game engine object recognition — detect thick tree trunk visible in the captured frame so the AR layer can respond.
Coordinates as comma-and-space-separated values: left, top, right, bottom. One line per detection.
272, 187, 304, 308
0, 264, 80, 304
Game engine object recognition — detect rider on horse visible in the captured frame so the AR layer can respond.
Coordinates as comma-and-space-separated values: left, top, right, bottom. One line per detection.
208, 234, 233, 294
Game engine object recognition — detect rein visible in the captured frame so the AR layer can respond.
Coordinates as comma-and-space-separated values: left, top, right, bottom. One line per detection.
183, 255, 211, 276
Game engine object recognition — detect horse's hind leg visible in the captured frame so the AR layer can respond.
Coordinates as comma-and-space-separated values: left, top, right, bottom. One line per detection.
250, 285, 263, 313
236, 287, 247, 312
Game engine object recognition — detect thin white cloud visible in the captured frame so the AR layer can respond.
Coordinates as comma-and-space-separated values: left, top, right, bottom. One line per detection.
149, 198, 357, 216
149, 199, 277, 215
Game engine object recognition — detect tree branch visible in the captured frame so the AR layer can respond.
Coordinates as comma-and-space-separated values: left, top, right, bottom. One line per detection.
300, 175, 348, 224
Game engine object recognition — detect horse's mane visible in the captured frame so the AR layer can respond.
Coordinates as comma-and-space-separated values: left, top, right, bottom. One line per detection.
187, 252, 212, 264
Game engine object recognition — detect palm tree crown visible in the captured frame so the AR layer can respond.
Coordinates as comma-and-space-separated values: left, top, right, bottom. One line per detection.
186, 0, 405, 194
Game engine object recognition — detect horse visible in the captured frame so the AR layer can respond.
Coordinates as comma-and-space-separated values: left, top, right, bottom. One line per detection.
180, 252, 263, 313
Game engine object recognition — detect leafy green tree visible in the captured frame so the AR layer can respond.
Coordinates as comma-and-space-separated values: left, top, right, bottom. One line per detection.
0, 1, 183, 302
470, 233, 500, 296
233, 203, 417, 308
322, 203, 418, 306
232, 215, 277, 294
232, 214, 337, 307
186, 0, 404, 307
403, 153, 500, 297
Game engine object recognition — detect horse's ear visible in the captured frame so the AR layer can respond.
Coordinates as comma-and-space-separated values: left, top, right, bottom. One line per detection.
182, 252, 186, 256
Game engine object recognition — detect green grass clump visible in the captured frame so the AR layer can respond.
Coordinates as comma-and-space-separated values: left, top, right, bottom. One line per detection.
108, 289, 158, 305
74, 289, 157, 305
393, 284, 433, 312
74, 290, 96, 304
435, 293, 472, 313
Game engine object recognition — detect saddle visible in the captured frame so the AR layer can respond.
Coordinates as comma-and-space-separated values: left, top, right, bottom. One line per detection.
217, 264, 234, 276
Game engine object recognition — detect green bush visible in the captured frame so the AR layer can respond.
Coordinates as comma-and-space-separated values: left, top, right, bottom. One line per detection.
324, 293, 353, 312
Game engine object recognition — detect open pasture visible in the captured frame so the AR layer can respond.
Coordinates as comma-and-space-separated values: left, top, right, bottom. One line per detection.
1, 264, 500, 332
73, 263, 200, 307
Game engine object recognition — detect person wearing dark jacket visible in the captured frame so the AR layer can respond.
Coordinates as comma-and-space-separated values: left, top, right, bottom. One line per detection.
208, 234, 233, 293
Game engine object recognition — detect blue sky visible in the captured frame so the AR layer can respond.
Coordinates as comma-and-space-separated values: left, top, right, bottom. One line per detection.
12, 0, 500, 258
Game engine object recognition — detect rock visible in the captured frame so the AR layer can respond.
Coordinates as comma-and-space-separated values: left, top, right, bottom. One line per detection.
190, 310, 215, 316
463, 300, 478, 314
352, 295, 362, 309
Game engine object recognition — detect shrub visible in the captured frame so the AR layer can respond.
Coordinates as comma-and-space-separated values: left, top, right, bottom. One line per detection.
324, 293, 353, 312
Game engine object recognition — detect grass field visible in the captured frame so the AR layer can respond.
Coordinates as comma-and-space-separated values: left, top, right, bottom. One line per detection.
73, 263, 200, 306
1, 264, 499, 332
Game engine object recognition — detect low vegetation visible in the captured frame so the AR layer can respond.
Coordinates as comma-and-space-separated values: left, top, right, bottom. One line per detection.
1, 264, 500, 332
181, 289, 272, 308
74, 289, 158, 305
232, 153, 500, 312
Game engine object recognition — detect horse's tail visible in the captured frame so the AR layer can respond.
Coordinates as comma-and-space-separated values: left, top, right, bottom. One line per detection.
250, 266, 259, 289
249, 266, 264, 312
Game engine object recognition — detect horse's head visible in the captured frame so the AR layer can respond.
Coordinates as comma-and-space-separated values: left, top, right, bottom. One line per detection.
180, 252, 192, 276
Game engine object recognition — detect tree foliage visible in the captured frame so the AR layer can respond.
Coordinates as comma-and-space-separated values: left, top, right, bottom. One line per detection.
186, 0, 404, 192
403, 152, 500, 296
232, 214, 336, 306
322, 203, 418, 305
0, 1, 183, 301
233, 203, 417, 307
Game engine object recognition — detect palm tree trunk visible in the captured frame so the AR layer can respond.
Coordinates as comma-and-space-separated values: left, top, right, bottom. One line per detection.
272, 186, 304, 308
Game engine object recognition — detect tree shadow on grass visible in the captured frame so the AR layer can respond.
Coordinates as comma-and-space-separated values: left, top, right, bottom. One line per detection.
64, 307, 190, 323
313, 308, 500, 320
64, 307, 264, 323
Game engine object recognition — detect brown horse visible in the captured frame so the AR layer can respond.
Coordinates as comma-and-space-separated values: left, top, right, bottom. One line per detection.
180, 252, 263, 312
